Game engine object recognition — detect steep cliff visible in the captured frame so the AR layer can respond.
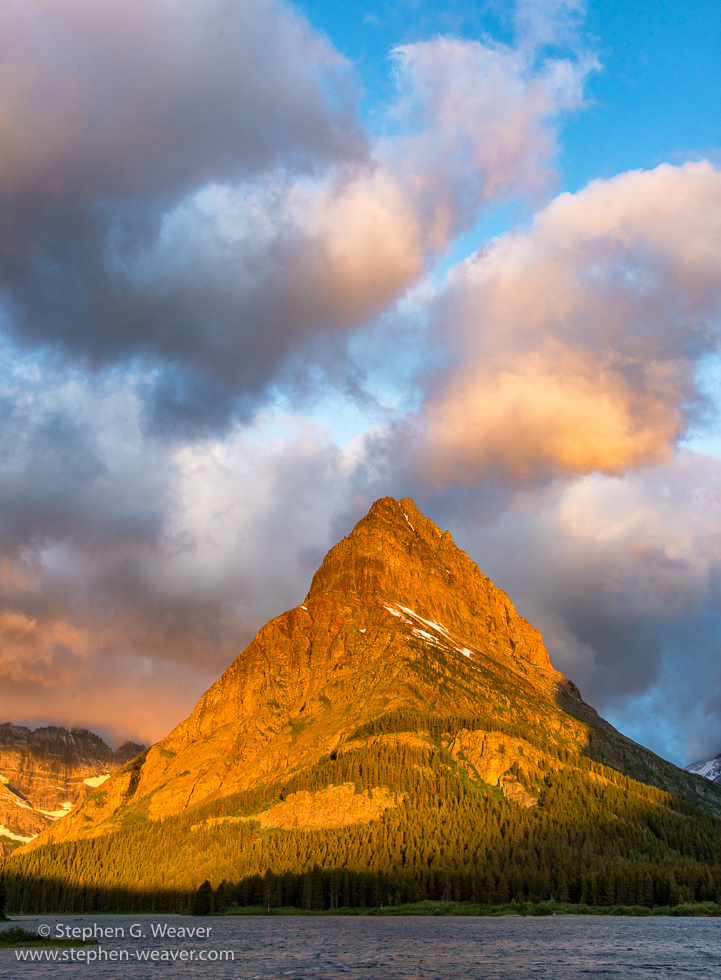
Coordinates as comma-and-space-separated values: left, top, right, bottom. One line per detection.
0, 724, 144, 852
34, 496, 721, 848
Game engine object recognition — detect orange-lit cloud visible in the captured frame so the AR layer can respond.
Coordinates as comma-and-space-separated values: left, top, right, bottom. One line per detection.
0, 611, 90, 682
421, 340, 684, 482
415, 161, 721, 484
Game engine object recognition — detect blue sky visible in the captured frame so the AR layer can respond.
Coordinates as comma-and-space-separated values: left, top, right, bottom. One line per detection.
0, 0, 719, 767
300, 0, 721, 189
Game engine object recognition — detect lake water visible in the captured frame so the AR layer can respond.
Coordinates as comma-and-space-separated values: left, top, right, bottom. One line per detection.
2, 914, 721, 978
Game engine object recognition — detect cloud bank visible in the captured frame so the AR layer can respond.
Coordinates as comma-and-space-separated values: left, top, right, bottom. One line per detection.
0, 0, 720, 766
0, 0, 589, 433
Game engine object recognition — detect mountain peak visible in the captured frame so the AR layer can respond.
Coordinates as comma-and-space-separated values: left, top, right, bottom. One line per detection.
40, 494, 717, 846
307, 496, 556, 677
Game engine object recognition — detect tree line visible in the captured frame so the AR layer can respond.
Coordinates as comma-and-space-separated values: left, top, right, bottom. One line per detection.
3, 718, 721, 914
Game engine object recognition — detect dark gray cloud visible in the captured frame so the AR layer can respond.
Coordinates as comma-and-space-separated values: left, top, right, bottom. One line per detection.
0, 0, 360, 199
0, 0, 368, 432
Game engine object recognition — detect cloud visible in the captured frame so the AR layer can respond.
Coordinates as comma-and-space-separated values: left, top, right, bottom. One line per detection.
441, 451, 721, 766
0, 354, 371, 743
388, 33, 589, 242
124, 28, 590, 428
5, 0, 720, 771
0, 0, 366, 423
514, 0, 587, 50
0, 0, 359, 196
410, 161, 721, 485
0, 358, 172, 556
0, 611, 90, 682
0, 0, 591, 435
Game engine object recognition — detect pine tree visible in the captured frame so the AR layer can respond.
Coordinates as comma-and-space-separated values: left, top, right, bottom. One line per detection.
191, 880, 213, 916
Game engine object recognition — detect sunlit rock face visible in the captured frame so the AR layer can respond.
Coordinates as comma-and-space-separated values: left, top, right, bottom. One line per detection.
31, 497, 721, 846
0, 724, 144, 851
305, 496, 558, 676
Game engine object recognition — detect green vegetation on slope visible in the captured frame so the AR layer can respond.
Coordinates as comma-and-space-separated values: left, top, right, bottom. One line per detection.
351, 708, 721, 815
4, 715, 721, 914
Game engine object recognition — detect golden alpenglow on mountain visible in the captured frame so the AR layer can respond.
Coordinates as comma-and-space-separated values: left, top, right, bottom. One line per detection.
5, 498, 721, 913
0, 727, 144, 853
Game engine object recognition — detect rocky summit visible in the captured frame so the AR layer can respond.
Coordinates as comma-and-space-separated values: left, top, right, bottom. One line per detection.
33, 497, 721, 850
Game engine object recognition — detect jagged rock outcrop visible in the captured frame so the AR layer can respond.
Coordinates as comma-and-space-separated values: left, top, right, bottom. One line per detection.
0, 724, 144, 852
113, 741, 146, 767
30, 496, 721, 846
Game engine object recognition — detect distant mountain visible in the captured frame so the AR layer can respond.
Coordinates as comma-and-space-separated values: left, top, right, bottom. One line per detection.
6, 497, 721, 912
685, 753, 721, 784
0, 723, 144, 853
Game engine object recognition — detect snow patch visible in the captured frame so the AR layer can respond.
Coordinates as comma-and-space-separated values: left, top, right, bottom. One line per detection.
0, 824, 36, 843
359, 628, 366, 633
84, 774, 111, 788
685, 755, 721, 782
411, 627, 444, 647
42, 802, 74, 819
397, 605, 452, 639
396, 604, 476, 663
403, 512, 415, 531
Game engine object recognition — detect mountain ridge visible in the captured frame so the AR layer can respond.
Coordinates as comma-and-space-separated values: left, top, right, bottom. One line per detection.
27, 496, 721, 851
0, 723, 144, 852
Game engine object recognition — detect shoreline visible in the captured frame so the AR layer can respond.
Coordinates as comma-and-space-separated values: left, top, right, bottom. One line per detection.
6, 899, 721, 919
221, 899, 721, 918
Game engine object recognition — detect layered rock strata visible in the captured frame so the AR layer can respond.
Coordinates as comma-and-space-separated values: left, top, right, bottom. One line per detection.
0, 724, 143, 851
